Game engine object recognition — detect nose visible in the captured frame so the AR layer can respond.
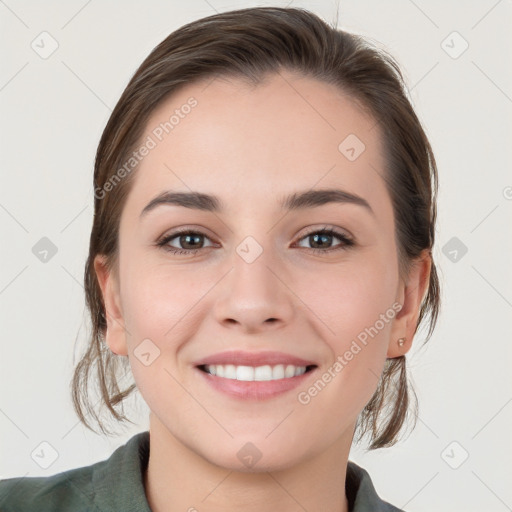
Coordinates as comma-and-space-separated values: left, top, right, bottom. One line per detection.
212, 242, 295, 334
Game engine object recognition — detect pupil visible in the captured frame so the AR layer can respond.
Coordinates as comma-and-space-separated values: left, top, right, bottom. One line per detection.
182, 234, 201, 249
311, 233, 330, 249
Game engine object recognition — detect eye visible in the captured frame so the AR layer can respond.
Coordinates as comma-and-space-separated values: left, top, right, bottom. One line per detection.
156, 229, 216, 255
294, 227, 354, 254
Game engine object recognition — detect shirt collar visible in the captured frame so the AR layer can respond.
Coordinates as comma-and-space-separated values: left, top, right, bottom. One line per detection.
346, 459, 404, 511
92, 431, 152, 512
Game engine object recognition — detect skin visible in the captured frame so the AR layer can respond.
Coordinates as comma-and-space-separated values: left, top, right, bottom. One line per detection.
95, 70, 431, 512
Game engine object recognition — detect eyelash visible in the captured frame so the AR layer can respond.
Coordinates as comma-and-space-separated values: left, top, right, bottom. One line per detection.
156, 226, 355, 256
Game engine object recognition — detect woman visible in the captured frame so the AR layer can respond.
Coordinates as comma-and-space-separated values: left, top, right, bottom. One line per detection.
0, 6, 439, 511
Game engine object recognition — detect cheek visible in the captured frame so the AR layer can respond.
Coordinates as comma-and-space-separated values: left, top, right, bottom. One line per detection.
293, 250, 399, 407
121, 258, 204, 338
299, 253, 399, 350
119, 267, 203, 414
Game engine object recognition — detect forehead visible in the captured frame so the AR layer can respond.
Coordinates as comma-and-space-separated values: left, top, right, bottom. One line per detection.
123, 71, 389, 218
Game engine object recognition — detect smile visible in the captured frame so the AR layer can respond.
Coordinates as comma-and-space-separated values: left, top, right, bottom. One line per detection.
199, 364, 315, 381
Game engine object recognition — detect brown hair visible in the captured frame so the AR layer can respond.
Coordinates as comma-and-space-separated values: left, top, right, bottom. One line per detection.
72, 6, 440, 449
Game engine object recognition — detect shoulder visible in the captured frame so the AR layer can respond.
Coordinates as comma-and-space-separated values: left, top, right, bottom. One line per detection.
0, 464, 99, 512
347, 460, 407, 512
0, 431, 151, 512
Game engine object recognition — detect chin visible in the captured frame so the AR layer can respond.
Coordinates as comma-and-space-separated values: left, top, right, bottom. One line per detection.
204, 442, 306, 474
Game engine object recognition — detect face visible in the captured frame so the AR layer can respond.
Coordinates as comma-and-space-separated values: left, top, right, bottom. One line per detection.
95, 70, 427, 472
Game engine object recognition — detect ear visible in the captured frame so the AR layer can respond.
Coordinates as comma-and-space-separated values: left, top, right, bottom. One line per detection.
93, 255, 128, 356
387, 249, 432, 358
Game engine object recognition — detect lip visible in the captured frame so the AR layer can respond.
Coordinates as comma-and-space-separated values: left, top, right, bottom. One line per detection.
193, 350, 317, 367
196, 365, 317, 400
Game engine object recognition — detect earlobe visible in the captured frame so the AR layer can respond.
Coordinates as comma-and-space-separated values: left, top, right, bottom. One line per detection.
387, 250, 432, 359
93, 255, 128, 356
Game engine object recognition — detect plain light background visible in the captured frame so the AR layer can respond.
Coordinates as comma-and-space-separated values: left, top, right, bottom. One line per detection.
1, 1, 511, 511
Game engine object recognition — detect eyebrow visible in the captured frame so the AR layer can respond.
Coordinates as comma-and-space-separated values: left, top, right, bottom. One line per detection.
139, 188, 374, 218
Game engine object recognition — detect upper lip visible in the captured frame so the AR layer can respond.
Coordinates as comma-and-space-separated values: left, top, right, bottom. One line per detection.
194, 350, 317, 368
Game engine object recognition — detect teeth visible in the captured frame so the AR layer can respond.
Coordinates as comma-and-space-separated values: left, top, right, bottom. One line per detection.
204, 364, 309, 381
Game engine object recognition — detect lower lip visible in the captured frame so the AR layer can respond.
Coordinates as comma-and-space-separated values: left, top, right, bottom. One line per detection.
196, 367, 316, 400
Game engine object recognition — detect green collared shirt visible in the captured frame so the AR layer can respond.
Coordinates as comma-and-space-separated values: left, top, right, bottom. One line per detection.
0, 431, 405, 511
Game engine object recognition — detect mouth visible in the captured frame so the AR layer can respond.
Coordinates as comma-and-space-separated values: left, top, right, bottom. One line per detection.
193, 350, 319, 400
197, 363, 317, 381
195, 362, 318, 401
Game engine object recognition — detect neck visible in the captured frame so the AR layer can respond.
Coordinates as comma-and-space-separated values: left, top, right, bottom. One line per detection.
143, 415, 352, 512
